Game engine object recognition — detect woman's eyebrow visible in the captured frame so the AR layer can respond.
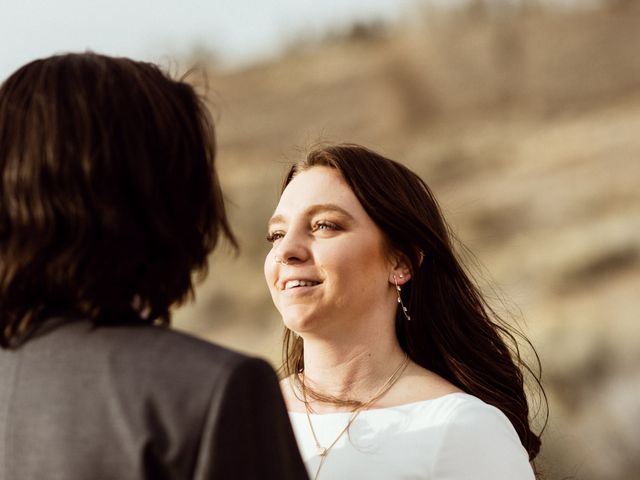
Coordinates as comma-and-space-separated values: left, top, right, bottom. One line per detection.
267, 203, 355, 229
267, 214, 286, 229
304, 203, 355, 221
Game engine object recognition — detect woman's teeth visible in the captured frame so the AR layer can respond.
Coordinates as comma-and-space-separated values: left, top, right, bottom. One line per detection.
285, 280, 319, 290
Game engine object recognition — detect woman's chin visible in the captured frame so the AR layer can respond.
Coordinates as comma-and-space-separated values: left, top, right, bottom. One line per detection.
281, 309, 322, 335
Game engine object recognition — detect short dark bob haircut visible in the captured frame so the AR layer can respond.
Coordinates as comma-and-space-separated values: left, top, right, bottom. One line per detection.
0, 52, 236, 347
281, 144, 546, 462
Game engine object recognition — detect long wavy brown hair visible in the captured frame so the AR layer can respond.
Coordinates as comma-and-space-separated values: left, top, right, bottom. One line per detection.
280, 144, 547, 462
0, 53, 236, 347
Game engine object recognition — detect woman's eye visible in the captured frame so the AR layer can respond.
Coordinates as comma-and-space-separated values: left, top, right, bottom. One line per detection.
266, 231, 284, 243
313, 221, 340, 232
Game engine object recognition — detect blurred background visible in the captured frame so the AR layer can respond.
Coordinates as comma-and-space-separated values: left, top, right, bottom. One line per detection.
3, 0, 639, 478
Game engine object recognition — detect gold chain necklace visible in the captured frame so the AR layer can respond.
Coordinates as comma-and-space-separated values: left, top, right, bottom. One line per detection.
300, 354, 410, 480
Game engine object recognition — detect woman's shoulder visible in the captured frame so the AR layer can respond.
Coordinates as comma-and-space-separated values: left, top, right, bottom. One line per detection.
373, 391, 507, 428
426, 394, 535, 479
387, 364, 515, 433
397, 391, 523, 447
428, 392, 517, 434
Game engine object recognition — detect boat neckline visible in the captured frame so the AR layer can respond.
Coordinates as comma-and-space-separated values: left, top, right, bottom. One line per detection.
287, 392, 473, 416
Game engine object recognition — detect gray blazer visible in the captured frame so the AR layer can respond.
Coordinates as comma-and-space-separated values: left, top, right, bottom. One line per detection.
0, 319, 308, 480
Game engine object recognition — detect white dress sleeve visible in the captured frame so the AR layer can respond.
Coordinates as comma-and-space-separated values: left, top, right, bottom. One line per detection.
430, 399, 536, 480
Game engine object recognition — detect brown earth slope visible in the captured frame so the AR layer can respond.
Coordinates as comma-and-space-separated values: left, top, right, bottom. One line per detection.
173, 5, 640, 479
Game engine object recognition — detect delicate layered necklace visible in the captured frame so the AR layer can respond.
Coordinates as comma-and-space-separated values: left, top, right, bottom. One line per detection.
300, 353, 410, 480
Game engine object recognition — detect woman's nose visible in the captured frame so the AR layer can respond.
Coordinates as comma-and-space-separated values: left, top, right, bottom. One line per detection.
273, 229, 309, 265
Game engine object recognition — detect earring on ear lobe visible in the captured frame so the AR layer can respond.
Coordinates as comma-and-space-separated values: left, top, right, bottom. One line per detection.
393, 274, 411, 321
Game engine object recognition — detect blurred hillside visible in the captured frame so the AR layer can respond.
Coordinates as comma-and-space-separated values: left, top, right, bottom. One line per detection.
173, 3, 640, 479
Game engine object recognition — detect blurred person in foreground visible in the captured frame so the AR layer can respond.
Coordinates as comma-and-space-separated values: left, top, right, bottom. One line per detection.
0, 52, 307, 480
264, 144, 546, 479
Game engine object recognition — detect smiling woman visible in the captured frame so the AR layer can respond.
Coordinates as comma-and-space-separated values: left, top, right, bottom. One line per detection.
263, 144, 546, 480
265, 169, 390, 337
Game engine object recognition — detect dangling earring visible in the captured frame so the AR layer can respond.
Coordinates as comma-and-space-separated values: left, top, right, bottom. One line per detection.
394, 274, 411, 321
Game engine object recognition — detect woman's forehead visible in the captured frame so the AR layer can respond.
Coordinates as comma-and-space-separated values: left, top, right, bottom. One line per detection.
272, 167, 368, 223
280, 167, 354, 206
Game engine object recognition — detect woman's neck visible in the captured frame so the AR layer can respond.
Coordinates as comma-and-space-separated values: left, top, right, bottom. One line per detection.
300, 333, 407, 412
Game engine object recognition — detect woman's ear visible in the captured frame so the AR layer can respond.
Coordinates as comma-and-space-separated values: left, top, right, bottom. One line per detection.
389, 253, 412, 286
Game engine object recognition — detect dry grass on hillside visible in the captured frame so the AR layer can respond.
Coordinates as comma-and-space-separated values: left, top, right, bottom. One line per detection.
173, 4, 640, 479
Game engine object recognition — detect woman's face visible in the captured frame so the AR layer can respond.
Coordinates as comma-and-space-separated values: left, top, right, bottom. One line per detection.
264, 166, 395, 336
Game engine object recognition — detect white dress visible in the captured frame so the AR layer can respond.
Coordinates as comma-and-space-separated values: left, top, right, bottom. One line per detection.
288, 392, 535, 480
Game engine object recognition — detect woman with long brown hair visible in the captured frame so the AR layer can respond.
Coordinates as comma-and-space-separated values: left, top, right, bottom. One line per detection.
264, 144, 545, 479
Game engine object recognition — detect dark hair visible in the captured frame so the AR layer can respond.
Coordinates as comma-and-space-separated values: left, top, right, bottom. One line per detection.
280, 144, 546, 461
0, 52, 236, 347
